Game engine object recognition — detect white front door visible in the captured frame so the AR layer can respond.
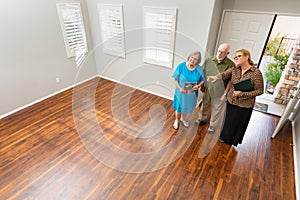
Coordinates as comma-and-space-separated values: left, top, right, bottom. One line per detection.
217, 11, 275, 64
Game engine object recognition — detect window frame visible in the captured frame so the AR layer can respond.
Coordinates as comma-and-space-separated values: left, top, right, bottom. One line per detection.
56, 3, 88, 59
143, 6, 177, 68
98, 4, 126, 58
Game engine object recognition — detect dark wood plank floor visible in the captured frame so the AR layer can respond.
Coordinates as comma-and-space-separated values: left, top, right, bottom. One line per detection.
0, 77, 295, 200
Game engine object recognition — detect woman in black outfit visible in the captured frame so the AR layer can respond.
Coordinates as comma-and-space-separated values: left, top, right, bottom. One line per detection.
208, 49, 264, 146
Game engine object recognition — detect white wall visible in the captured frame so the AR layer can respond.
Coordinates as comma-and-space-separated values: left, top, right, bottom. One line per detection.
270, 16, 300, 39
0, 0, 220, 116
0, 0, 97, 117
205, 0, 224, 56
86, 0, 216, 99
223, 0, 300, 15
2, 0, 299, 118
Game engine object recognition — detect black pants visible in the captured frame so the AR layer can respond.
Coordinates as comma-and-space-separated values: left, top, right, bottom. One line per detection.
220, 101, 253, 146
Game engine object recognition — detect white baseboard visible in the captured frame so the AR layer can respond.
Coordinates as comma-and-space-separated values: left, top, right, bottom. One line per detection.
99, 75, 173, 101
292, 120, 299, 200
0, 75, 98, 119
1, 74, 173, 119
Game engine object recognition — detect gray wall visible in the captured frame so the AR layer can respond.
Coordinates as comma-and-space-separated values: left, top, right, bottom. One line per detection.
86, 0, 217, 99
205, 0, 224, 56
0, 0, 97, 117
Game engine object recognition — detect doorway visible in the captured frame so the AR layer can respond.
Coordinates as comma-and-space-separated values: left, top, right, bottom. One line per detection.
259, 15, 300, 94
257, 15, 300, 116
217, 11, 300, 116
216, 10, 275, 63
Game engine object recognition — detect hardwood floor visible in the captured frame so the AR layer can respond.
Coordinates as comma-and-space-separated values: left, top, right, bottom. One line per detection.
0, 77, 295, 200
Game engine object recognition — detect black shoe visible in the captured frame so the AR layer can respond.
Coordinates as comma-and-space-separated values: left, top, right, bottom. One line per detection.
195, 119, 207, 125
219, 138, 225, 143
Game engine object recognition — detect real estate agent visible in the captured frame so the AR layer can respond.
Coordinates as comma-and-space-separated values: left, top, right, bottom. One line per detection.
208, 49, 264, 146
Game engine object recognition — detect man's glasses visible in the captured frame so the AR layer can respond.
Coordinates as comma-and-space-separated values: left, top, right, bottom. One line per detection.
234, 55, 243, 60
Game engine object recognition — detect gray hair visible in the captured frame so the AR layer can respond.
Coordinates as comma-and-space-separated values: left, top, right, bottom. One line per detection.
187, 51, 202, 65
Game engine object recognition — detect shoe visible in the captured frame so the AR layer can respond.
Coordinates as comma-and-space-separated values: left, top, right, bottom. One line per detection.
207, 126, 215, 133
180, 120, 189, 128
173, 120, 179, 130
195, 119, 207, 125
219, 138, 225, 143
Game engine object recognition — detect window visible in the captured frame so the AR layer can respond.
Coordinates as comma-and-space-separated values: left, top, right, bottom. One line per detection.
143, 7, 177, 68
98, 4, 125, 58
56, 3, 88, 65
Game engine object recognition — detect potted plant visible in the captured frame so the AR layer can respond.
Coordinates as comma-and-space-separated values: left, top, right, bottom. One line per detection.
264, 54, 289, 94
265, 33, 288, 56
265, 33, 282, 56
273, 54, 289, 70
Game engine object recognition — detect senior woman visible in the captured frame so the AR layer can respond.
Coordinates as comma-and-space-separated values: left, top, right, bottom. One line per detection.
172, 51, 205, 130
208, 49, 264, 146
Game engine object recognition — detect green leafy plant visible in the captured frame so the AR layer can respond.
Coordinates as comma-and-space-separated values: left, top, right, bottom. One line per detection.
264, 54, 289, 86
274, 54, 289, 70
265, 33, 289, 56
265, 34, 281, 56
264, 62, 282, 86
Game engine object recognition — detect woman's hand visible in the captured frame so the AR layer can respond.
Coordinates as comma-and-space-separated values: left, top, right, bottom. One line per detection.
179, 87, 187, 94
233, 90, 242, 97
192, 81, 205, 92
174, 79, 187, 94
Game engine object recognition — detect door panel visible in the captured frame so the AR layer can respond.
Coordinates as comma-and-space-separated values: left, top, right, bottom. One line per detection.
217, 11, 275, 64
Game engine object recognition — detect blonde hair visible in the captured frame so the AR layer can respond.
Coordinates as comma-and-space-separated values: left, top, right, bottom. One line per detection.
187, 51, 202, 65
235, 49, 254, 66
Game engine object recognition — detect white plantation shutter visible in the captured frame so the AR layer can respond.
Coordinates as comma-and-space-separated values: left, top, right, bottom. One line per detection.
143, 7, 177, 68
56, 3, 88, 61
75, 48, 85, 66
98, 4, 125, 58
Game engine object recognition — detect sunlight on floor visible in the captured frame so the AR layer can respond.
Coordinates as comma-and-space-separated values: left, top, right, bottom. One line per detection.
256, 93, 286, 117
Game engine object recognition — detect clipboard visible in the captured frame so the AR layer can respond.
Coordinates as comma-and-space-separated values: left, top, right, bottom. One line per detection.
184, 82, 197, 93
233, 78, 253, 92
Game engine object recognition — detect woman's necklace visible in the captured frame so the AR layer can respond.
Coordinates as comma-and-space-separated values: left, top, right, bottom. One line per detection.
187, 63, 195, 70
